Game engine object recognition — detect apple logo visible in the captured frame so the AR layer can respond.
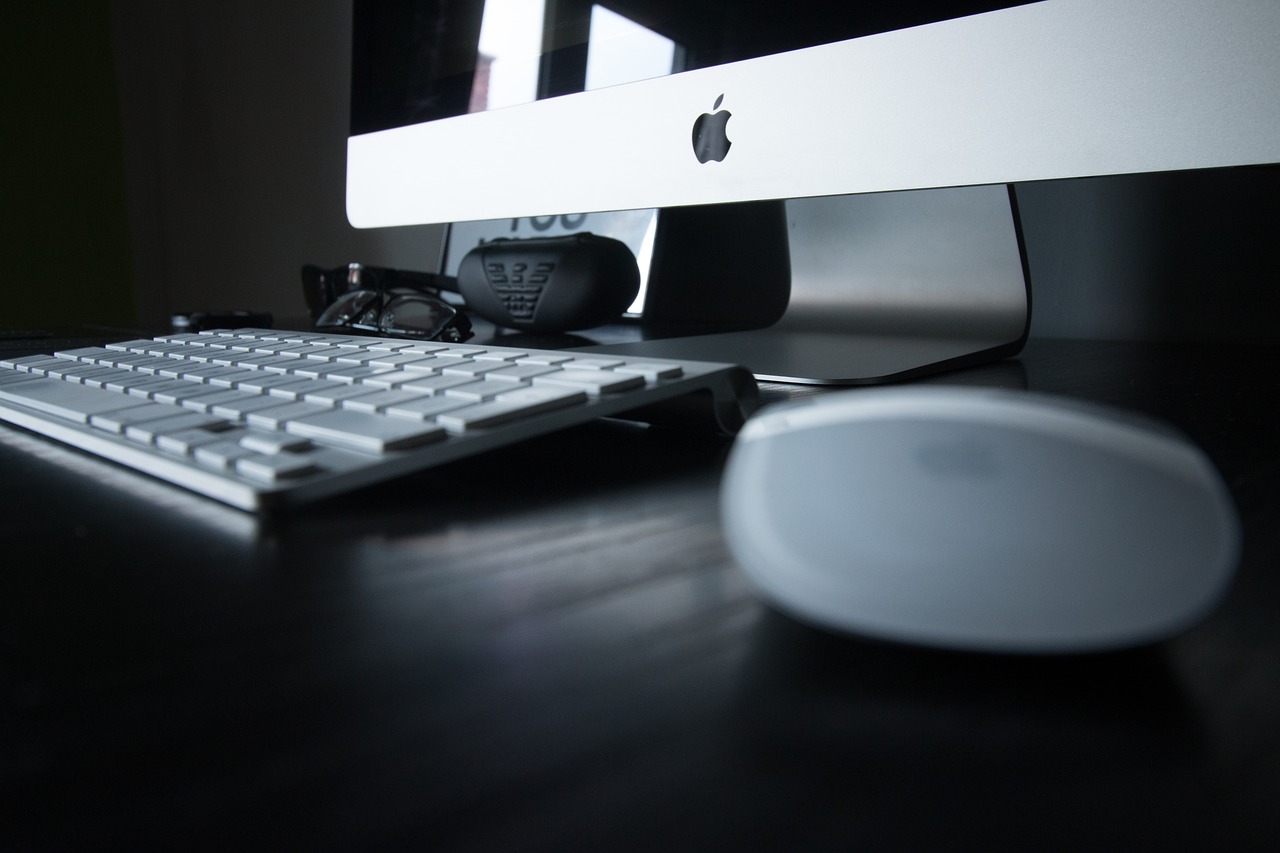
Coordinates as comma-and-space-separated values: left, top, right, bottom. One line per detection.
691, 94, 732, 163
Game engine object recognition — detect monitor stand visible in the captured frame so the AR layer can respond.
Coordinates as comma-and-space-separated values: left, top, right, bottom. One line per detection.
587, 184, 1031, 385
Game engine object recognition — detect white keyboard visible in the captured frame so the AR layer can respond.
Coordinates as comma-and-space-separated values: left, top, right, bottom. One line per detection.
0, 329, 757, 510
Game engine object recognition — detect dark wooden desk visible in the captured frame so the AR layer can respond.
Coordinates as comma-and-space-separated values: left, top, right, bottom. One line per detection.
4, 338, 1278, 849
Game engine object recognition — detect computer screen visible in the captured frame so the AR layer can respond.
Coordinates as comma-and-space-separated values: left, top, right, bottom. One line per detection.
346, 0, 1280, 382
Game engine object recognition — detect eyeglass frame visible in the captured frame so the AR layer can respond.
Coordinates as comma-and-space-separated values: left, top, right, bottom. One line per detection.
302, 263, 473, 343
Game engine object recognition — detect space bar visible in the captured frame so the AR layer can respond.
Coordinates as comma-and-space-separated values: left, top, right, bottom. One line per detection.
0, 376, 148, 423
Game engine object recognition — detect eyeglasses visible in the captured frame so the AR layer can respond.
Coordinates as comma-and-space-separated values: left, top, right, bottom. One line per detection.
304, 263, 473, 343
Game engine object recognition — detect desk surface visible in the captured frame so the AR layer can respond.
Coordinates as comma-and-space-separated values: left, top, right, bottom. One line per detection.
4, 337, 1279, 849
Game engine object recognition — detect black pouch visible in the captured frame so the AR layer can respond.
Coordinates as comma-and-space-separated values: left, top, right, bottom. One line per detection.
456, 234, 640, 334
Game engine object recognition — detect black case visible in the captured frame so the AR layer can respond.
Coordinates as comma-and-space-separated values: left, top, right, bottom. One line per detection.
456, 234, 640, 333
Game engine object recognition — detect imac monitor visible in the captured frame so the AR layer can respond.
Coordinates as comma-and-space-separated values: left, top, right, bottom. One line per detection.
348, 0, 1280, 382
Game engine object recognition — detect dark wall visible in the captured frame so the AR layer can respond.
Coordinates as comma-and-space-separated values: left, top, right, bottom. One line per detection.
111, 0, 447, 331
3, 0, 135, 332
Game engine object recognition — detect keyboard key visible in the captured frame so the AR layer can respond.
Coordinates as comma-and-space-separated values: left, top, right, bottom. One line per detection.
532, 369, 645, 396
440, 361, 508, 378
443, 378, 525, 402
164, 363, 238, 382
613, 362, 685, 381
106, 338, 165, 352
332, 350, 383, 366
80, 368, 136, 389
90, 402, 192, 433
302, 385, 382, 406
562, 356, 625, 370
211, 395, 298, 421
360, 340, 420, 352
396, 373, 478, 395
156, 426, 240, 456
289, 346, 350, 361
266, 378, 346, 400
245, 401, 331, 430
236, 374, 314, 394
131, 357, 181, 374
206, 369, 261, 388
149, 382, 230, 407
104, 374, 173, 394
473, 350, 528, 362
246, 341, 312, 355
340, 388, 433, 414
364, 353, 436, 370
0, 370, 39, 387
358, 367, 443, 390
232, 354, 302, 372
482, 364, 561, 383
125, 413, 232, 445
44, 363, 118, 383
182, 388, 263, 413
434, 346, 488, 358
239, 431, 314, 454
57, 346, 117, 363
284, 409, 447, 453
132, 381, 189, 400
516, 353, 574, 366
11, 356, 79, 375
153, 332, 210, 345
137, 342, 190, 357
383, 395, 474, 421
314, 364, 394, 384
436, 386, 587, 431
236, 453, 323, 483
99, 352, 162, 369
194, 438, 257, 469
0, 377, 152, 423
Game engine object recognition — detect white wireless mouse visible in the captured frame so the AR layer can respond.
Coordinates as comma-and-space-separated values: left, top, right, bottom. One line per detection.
721, 388, 1241, 653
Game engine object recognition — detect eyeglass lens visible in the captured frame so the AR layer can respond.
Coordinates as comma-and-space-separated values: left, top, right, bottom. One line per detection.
380, 295, 456, 339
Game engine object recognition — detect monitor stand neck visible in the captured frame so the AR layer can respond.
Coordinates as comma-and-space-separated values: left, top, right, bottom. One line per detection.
593, 185, 1031, 386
